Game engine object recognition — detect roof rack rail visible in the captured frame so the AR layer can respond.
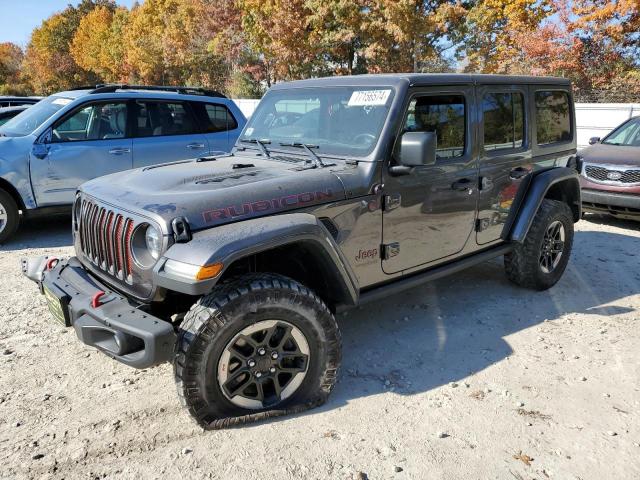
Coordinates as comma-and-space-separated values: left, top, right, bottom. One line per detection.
88, 84, 227, 98
67, 86, 100, 91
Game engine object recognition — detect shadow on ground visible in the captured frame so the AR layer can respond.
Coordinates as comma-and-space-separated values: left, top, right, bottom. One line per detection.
321, 227, 640, 416
0, 216, 72, 250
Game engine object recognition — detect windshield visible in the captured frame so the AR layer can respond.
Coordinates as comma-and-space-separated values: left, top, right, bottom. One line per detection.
603, 117, 640, 146
0, 96, 72, 137
241, 86, 394, 157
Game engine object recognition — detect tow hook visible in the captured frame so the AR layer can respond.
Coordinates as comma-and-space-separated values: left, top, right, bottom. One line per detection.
46, 258, 59, 271
91, 291, 106, 308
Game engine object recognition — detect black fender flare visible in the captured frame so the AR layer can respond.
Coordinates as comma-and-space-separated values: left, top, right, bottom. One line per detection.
504, 167, 581, 243
154, 213, 359, 305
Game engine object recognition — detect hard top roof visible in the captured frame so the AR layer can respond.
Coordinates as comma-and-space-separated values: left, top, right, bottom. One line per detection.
271, 73, 571, 90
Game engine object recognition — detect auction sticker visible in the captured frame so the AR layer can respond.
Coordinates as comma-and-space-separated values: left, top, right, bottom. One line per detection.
52, 98, 72, 106
348, 90, 391, 107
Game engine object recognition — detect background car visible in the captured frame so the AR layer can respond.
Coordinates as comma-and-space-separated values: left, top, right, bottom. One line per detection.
0, 96, 42, 108
0, 84, 246, 242
578, 115, 640, 220
0, 105, 30, 126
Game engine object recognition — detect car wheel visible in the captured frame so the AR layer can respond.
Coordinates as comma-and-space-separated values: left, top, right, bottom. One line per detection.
504, 199, 574, 290
174, 273, 341, 429
0, 189, 20, 244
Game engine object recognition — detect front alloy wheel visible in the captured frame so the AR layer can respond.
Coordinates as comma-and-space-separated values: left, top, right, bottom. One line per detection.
0, 189, 19, 244
218, 320, 310, 409
174, 274, 341, 429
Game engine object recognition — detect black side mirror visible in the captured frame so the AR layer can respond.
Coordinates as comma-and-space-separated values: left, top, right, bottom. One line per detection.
588, 136, 601, 145
400, 131, 437, 166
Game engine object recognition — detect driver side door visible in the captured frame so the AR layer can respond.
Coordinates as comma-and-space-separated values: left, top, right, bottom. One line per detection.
381, 86, 479, 274
31, 101, 132, 206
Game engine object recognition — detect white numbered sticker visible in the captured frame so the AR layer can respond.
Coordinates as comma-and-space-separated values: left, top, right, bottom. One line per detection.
348, 90, 391, 107
52, 97, 72, 106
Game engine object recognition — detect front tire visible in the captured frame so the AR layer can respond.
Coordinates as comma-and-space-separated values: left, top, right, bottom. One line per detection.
0, 189, 19, 244
504, 199, 574, 290
174, 273, 341, 429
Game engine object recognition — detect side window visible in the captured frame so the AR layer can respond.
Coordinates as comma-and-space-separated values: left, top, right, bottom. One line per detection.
52, 102, 128, 142
191, 102, 238, 133
483, 92, 525, 151
404, 94, 465, 159
134, 101, 197, 137
535, 91, 571, 145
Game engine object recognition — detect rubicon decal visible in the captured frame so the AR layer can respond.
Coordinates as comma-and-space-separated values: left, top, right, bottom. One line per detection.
203, 190, 334, 223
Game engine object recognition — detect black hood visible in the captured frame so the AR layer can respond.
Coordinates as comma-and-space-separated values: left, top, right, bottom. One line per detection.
80, 154, 348, 232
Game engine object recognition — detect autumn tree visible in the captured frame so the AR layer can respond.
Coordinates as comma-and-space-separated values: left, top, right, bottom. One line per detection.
239, 0, 319, 83
124, 0, 228, 89
306, 0, 367, 75
22, 0, 117, 93
0, 42, 30, 95
71, 6, 130, 83
0, 43, 23, 85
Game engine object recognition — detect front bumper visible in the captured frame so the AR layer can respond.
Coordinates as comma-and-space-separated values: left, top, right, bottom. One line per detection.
22, 256, 176, 368
581, 189, 640, 217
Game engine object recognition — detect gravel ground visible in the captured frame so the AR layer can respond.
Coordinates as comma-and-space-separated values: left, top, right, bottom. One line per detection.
1, 214, 639, 480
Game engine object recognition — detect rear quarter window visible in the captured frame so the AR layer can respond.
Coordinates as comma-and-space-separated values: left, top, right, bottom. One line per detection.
192, 102, 238, 133
535, 91, 572, 145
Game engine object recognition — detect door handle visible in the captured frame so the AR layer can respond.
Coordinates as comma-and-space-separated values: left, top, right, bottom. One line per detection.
187, 143, 205, 150
109, 148, 131, 155
451, 178, 473, 193
510, 167, 529, 179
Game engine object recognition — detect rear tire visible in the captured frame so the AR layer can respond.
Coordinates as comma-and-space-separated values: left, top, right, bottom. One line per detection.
174, 273, 341, 429
0, 189, 19, 244
504, 199, 574, 290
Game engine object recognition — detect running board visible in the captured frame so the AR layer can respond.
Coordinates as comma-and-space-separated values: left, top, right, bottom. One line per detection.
346, 243, 513, 311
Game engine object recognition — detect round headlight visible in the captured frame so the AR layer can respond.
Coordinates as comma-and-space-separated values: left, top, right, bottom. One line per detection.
145, 225, 161, 260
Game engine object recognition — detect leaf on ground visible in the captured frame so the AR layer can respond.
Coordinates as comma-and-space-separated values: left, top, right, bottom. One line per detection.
513, 451, 534, 466
469, 390, 485, 400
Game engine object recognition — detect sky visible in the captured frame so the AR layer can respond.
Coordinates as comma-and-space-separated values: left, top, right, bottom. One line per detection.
0, 0, 137, 47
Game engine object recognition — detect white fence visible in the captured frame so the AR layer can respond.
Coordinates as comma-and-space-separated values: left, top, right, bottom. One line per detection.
232, 99, 639, 149
575, 103, 639, 148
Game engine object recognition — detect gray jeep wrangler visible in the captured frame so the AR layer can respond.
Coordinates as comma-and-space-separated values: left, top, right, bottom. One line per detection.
24, 74, 581, 428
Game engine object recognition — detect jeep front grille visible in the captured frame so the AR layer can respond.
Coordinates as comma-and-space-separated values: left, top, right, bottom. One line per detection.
584, 165, 640, 185
78, 199, 135, 283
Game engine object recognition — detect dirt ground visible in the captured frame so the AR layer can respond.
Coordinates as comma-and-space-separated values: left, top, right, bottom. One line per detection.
1, 214, 639, 480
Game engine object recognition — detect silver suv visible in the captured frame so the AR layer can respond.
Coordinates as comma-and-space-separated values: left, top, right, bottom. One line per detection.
0, 85, 246, 242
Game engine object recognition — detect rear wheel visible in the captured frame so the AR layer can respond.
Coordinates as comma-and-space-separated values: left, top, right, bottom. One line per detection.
504, 199, 574, 290
174, 273, 341, 429
0, 189, 19, 244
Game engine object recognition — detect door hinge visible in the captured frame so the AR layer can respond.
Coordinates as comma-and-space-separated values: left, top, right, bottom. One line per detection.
383, 194, 401, 211
381, 242, 400, 260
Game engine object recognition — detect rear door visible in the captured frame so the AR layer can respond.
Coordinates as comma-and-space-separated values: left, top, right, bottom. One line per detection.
381, 86, 478, 274
476, 85, 531, 244
190, 101, 241, 154
30, 100, 132, 206
131, 100, 208, 167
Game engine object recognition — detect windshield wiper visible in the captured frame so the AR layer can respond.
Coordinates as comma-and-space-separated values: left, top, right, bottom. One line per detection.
240, 138, 271, 158
279, 142, 331, 168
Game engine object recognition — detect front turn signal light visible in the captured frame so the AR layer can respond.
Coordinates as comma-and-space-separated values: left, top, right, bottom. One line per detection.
163, 260, 224, 281
196, 263, 224, 280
